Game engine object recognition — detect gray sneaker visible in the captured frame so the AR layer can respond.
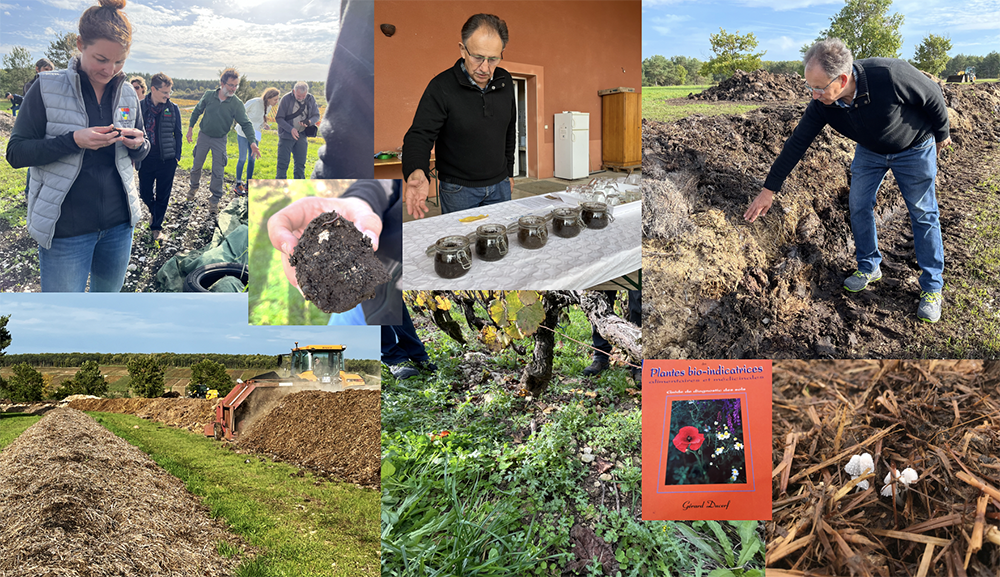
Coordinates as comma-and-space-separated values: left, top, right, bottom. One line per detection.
186, 185, 198, 201
389, 363, 419, 380
917, 291, 943, 323
843, 268, 882, 292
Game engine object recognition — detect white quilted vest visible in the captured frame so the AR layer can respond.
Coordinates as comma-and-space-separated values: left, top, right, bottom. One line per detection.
27, 56, 142, 249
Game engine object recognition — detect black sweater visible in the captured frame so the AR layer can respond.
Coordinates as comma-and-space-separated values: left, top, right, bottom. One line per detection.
764, 58, 950, 192
343, 179, 401, 325
402, 59, 516, 187
7, 69, 149, 238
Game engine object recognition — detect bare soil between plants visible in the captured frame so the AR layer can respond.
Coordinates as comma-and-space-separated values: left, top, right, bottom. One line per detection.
1, 110, 240, 292
643, 81, 1000, 358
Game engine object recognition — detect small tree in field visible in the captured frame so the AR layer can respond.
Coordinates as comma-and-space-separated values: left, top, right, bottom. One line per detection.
820, 0, 904, 59
46, 32, 79, 69
128, 356, 164, 398
913, 34, 952, 77
701, 29, 766, 80
1, 46, 34, 96
7, 363, 44, 403
64, 360, 108, 397
189, 358, 234, 397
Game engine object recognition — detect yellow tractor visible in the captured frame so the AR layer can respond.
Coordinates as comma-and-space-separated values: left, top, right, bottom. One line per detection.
205, 343, 366, 440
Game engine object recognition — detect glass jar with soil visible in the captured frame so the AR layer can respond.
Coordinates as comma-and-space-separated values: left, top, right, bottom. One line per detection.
551, 206, 584, 238
516, 215, 548, 249
580, 201, 614, 230
433, 235, 473, 279
475, 223, 509, 262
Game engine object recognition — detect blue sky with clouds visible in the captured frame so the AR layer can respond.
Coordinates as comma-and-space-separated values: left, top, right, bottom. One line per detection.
0, 0, 342, 81
0, 294, 380, 359
643, 0, 1000, 62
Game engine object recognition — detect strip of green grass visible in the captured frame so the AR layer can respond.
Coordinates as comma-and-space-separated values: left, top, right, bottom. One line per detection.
92, 411, 378, 577
0, 414, 42, 451
642, 84, 760, 123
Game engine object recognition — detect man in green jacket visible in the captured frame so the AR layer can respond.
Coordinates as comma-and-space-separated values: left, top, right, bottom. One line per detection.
186, 68, 259, 215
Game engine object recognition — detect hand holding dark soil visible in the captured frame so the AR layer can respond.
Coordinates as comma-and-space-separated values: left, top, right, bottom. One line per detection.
744, 187, 775, 222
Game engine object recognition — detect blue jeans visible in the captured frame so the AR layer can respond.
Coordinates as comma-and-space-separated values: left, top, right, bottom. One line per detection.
236, 130, 261, 182
381, 305, 430, 366
328, 302, 368, 325
849, 137, 944, 292
439, 178, 511, 214
38, 222, 133, 292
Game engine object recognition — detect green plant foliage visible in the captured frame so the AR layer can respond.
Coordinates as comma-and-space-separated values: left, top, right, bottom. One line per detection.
701, 29, 766, 79
818, 0, 904, 59
189, 358, 235, 396
56, 360, 108, 398
913, 34, 952, 76
127, 355, 165, 398
4, 363, 44, 402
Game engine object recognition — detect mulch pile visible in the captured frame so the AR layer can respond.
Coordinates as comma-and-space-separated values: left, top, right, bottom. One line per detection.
67, 397, 215, 433
689, 69, 808, 102
768, 360, 1000, 577
238, 390, 380, 487
0, 408, 246, 576
642, 81, 1000, 358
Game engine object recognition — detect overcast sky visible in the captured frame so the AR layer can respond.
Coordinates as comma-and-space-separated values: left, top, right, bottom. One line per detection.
0, 0, 341, 81
0, 294, 380, 360
643, 0, 1000, 62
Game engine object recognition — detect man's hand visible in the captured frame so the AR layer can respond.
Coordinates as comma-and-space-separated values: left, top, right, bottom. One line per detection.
267, 196, 383, 289
186, 127, 194, 144
119, 127, 145, 150
291, 128, 300, 141
250, 142, 261, 160
744, 188, 775, 223
935, 137, 952, 155
73, 125, 121, 150
405, 169, 431, 219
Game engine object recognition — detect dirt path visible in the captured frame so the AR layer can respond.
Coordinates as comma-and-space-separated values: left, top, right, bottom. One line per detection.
0, 407, 245, 576
642, 81, 1000, 359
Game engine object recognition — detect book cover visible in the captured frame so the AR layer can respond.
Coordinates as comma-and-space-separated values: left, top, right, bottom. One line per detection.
642, 359, 772, 521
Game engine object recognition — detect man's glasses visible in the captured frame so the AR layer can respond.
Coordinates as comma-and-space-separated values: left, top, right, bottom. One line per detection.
225, 82, 239, 90
155, 86, 172, 96
461, 43, 502, 67
805, 76, 838, 95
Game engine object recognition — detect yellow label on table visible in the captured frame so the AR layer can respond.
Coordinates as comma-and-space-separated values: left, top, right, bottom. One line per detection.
458, 214, 489, 223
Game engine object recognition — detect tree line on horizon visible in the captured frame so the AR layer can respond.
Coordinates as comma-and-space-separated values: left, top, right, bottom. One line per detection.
0, 31, 324, 102
643, 0, 1000, 87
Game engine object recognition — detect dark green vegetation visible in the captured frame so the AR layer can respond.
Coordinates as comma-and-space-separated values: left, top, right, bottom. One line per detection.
381, 306, 765, 576
92, 412, 379, 577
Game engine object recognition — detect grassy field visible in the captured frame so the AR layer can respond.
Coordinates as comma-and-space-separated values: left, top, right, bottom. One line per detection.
249, 180, 357, 326
642, 84, 760, 123
93, 412, 379, 577
0, 414, 42, 451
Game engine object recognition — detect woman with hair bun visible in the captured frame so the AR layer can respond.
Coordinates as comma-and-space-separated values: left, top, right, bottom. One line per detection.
5, 0, 149, 292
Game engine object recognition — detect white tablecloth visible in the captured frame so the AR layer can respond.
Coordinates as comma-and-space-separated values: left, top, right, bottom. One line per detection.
402, 186, 640, 290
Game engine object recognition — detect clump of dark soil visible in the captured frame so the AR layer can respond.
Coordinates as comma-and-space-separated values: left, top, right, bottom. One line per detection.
289, 212, 389, 313
238, 390, 379, 487
643, 82, 1000, 359
689, 69, 808, 102
0, 408, 247, 576
769, 360, 1000, 576
67, 397, 215, 433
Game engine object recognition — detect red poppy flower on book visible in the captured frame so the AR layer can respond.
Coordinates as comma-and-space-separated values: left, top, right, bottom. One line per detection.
672, 426, 704, 452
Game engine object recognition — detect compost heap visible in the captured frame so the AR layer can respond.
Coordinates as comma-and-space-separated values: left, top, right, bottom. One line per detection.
688, 69, 808, 102
67, 397, 215, 432
768, 360, 1000, 577
238, 390, 379, 487
642, 81, 1000, 359
0, 408, 245, 577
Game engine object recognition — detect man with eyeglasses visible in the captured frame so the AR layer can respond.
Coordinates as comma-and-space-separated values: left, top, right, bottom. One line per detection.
402, 13, 516, 218
138, 73, 182, 242
744, 38, 950, 323
275, 81, 321, 179
186, 67, 260, 216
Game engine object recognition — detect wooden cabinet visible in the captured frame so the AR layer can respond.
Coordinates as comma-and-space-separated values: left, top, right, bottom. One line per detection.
600, 91, 641, 171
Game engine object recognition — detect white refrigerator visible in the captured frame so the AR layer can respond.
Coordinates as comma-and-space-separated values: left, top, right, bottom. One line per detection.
554, 111, 589, 180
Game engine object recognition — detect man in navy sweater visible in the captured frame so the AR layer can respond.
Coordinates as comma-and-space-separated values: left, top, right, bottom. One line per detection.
402, 13, 516, 219
744, 38, 950, 323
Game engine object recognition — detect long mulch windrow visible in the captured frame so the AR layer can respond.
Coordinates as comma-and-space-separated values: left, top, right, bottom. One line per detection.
767, 360, 1000, 577
67, 397, 216, 433
238, 390, 380, 487
0, 408, 247, 577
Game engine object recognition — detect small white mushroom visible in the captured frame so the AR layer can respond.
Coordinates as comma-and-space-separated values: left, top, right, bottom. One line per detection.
845, 452, 875, 490
880, 467, 919, 497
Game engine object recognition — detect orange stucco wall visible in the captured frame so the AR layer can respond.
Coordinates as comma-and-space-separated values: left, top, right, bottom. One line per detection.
374, 0, 641, 180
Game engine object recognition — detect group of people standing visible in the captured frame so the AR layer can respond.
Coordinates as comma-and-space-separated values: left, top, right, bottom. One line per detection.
4, 0, 321, 292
